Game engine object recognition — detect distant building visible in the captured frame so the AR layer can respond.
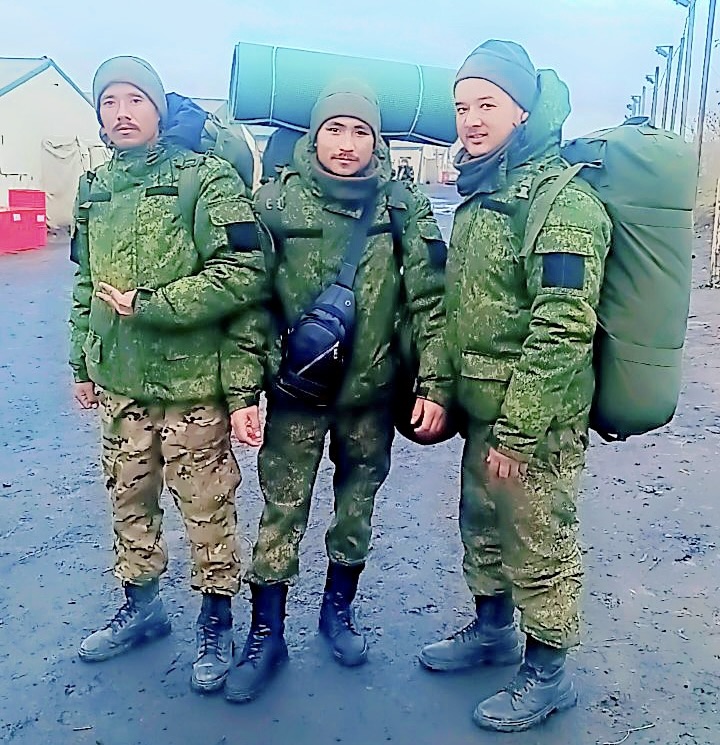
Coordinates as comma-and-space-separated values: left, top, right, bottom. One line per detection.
0, 57, 107, 229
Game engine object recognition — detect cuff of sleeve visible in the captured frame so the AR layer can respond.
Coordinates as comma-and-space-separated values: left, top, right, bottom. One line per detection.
490, 422, 537, 461
132, 287, 156, 318
416, 381, 452, 410
227, 391, 260, 413
71, 365, 90, 383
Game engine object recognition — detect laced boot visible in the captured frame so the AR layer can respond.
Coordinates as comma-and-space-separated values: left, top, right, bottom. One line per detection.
319, 561, 368, 667
78, 579, 170, 662
418, 594, 523, 671
191, 593, 233, 693
473, 638, 577, 732
224, 583, 288, 703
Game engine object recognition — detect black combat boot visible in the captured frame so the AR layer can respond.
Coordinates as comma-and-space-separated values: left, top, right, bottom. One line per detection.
472, 637, 578, 732
318, 561, 367, 667
78, 579, 171, 662
224, 583, 288, 703
191, 593, 234, 693
418, 594, 523, 671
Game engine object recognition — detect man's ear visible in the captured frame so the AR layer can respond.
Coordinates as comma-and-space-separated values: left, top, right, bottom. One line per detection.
520, 110, 530, 123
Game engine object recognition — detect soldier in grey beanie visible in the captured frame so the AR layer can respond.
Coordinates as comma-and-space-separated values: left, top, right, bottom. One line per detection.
92, 55, 168, 126
455, 39, 538, 113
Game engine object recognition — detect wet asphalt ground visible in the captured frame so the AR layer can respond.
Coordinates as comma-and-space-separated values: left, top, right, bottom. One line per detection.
0, 188, 718, 744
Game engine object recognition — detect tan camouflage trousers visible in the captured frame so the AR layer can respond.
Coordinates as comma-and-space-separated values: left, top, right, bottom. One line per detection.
100, 392, 241, 595
460, 420, 586, 649
247, 400, 394, 584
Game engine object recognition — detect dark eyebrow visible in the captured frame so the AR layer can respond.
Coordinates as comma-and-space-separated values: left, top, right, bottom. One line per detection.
455, 95, 496, 105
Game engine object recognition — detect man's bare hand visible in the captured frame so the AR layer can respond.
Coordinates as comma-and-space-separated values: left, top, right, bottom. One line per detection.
74, 382, 99, 409
231, 405, 263, 447
96, 282, 137, 316
486, 447, 528, 479
410, 397, 448, 443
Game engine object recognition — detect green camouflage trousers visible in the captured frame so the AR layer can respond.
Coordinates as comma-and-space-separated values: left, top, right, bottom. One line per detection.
100, 392, 241, 595
460, 420, 586, 649
247, 400, 394, 584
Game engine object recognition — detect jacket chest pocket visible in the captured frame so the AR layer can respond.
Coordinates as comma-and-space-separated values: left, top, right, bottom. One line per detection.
136, 191, 197, 284
136, 190, 183, 232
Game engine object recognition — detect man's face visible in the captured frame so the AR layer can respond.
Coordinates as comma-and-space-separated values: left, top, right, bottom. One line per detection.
454, 78, 528, 157
99, 82, 160, 149
315, 117, 375, 176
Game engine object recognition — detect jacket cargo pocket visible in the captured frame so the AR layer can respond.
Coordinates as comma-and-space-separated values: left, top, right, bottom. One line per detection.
460, 351, 515, 382
82, 331, 102, 365
459, 351, 516, 423
418, 220, 447, 270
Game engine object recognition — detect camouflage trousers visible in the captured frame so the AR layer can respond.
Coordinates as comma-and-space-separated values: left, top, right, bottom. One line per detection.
247, 400, 394, 584
460, 420, 586, 649
100, 392, 241, 595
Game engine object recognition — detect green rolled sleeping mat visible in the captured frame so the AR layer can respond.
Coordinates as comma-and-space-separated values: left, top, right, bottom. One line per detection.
228, 42, 457, 145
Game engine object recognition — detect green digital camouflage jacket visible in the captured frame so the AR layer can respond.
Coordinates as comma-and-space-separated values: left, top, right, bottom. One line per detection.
255, 136, 452, 410
68, 142, 268, 411
447, 70, 612, 459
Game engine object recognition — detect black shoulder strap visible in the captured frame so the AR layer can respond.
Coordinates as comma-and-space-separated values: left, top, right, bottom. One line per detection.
335, 199, 376, 289
388, 180, 410, 268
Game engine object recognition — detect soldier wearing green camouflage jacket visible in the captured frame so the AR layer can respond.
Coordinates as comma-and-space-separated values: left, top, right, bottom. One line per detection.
224, 80, 452, 705
418, 41, 611, 732
68, 57, 267, 695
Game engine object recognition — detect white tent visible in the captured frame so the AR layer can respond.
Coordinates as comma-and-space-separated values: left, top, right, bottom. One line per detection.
0, 57, 107, 229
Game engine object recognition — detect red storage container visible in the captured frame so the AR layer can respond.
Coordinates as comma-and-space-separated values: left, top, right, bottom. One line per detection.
0, 209, 46, 253
8, 189, 46, 209
0, 210, 25, 253
19, 208, 47, 249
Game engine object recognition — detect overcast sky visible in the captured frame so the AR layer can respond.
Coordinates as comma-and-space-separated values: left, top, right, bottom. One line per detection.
0, 0, 715, 138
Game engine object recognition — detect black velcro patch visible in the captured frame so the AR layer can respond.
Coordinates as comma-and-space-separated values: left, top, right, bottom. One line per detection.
282, 227, 323, 239
368, 222, 392, 237
145, 185, 179, 197
88, 191, 111, 203
70, 235, 80, 264
427, 239, 447, 270
541, 253, 585, 290
226, 223, 261, 252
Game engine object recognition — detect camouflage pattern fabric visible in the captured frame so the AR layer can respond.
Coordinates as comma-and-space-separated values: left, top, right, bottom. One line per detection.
69, 142, 268, 411
247, 399, 394, 584
100, 391, 241, 594
446, 69, 612, 649
255, 135, 452, 409
460, 420, 585, 648
447, 175, 611, 459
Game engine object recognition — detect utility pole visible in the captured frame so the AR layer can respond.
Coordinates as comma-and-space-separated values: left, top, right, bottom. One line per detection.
647, 68, 660, 125
673, 0, 696, 137
697, 0, 718, 171
670, 34, 686, 132
656, 45, 674, 128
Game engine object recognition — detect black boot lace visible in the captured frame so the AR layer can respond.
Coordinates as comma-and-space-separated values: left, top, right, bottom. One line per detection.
449, 617, 482, 643
331, 594, 360, 635
108, 599, 137, 632
506, 667, 538, 701
198, 615, 225, 657
244, 623, 272, 663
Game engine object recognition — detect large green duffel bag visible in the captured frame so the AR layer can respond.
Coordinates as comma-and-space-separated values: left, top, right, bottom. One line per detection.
524, 119, 697, 440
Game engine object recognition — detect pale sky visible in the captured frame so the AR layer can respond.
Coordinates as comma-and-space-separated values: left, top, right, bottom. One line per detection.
0, 0, 715, 138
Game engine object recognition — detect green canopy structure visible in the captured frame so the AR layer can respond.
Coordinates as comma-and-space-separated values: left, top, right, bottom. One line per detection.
229, 42, 458, 145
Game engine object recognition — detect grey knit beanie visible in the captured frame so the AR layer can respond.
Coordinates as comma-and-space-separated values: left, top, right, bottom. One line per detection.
455, 40, 538, 112
93, 56, 167, 124
309, 79, 381, 143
